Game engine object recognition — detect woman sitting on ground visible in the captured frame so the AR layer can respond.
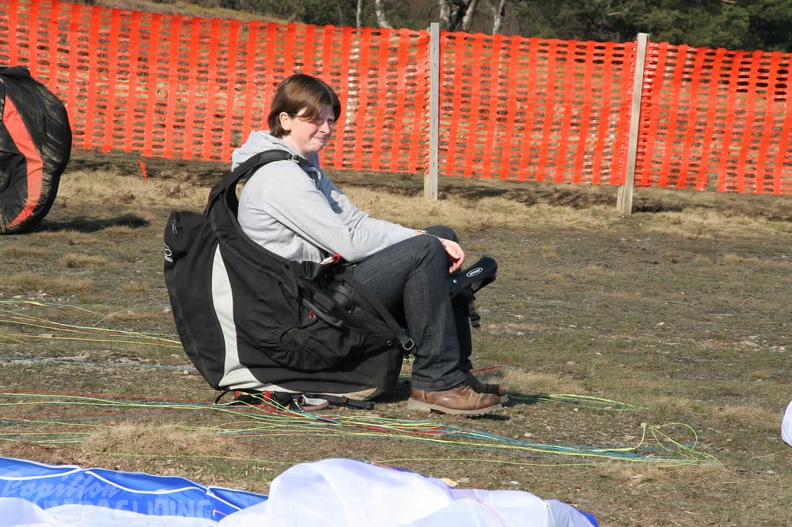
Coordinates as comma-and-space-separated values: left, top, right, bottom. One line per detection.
233, 73, 506, 416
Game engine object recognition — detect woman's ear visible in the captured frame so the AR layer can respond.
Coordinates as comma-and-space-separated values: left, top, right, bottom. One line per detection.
279, 112, 291, 133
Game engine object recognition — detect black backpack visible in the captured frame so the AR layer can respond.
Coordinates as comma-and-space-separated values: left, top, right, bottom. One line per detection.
0, 66, 71, 234
164, 151, 413, 404
164, 150, 498, 409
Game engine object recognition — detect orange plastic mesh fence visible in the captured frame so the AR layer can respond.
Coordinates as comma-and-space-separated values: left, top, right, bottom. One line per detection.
3, 0, 792, 194
636, 42, 792, 194
0, 0, 429, 172
439, 33, 634, 183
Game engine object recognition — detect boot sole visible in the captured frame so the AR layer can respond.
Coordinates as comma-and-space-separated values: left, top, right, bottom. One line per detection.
407, 398, 504, 416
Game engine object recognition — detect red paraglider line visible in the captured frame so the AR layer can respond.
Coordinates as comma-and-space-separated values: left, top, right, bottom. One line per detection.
3, 96, 44, 229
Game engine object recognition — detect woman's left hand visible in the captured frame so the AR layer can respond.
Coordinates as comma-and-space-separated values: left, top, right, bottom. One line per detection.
437, 238, 465, 273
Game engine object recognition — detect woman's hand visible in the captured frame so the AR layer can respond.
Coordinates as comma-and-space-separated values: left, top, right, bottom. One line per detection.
437, 238, 465, 273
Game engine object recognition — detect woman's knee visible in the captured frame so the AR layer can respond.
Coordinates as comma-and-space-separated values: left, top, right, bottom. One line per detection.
424, 225, 457, 242
405, 232, 449, 270
414, 230, 446, 254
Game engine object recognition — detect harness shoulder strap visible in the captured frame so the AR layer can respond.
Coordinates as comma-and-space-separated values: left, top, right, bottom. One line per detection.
205, 149, 314, 214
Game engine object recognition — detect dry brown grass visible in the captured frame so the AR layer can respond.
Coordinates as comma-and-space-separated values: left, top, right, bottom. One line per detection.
61, 253, 109, 268
35, 230, 106, 246
82, 423, 232, 458
119, 282, 151, 295
1, 246, 51, 258
348, 188, 621, 232
500, 369, 587, 394
99, 309, 163, 323
58, 169, 209, 209
2, 272, 94, 295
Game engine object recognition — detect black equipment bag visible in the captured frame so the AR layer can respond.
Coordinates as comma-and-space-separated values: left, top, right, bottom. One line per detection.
0, 66, 71, 234
164, 150, 412, 398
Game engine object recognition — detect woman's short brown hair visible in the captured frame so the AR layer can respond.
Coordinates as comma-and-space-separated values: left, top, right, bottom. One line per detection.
267, 74, 342, 138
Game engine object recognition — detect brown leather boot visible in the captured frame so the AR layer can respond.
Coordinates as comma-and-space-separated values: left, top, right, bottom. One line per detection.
464, 372, 508, 403
407, 384, 503, 416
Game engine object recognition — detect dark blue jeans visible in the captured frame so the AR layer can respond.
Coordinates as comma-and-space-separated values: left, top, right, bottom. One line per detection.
347, 226, 472, 391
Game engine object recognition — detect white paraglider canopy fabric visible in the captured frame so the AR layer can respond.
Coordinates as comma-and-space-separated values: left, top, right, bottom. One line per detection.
783, 400, 792, 447
0, 457, 597, 527
220, 458, 597, 527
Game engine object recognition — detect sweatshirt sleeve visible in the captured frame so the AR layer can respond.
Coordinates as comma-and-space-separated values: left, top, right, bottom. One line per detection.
324, 179, 414, 235
241, 160, 415, 262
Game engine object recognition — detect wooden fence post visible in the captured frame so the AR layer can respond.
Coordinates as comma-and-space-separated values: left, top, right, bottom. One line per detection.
425, 22, 440, 201
617, 32, 649, 215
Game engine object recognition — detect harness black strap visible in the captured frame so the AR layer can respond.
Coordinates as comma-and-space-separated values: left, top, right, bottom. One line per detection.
297, 261, 415, 352
452, 287, 482, 328
214, 389, 375, 410
335, 269, 415, 351
304, 393, 375, 410
205, 150, 314, 214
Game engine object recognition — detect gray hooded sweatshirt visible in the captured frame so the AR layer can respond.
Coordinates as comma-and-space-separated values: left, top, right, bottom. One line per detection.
233, 131, 415, 263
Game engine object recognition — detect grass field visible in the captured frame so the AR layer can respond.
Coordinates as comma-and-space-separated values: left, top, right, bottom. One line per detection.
1, 150, 791, 526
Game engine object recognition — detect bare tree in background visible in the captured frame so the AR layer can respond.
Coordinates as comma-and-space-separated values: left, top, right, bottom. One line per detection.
357, 0, 393, 28
438, 0, 479, 32
491, 0, 508, 34
375, 0, 392, 28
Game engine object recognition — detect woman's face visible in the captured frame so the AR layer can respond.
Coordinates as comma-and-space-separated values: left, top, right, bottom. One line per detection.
279, 104, 336, 157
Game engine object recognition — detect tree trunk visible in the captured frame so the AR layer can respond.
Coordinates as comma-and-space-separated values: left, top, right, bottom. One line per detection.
460, 0, 480, 32
440, 0, 477, 32
491, 0, 507, 34
374, 0, 392, 28
356, 0, 364, 28
439, 0, 451, 30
